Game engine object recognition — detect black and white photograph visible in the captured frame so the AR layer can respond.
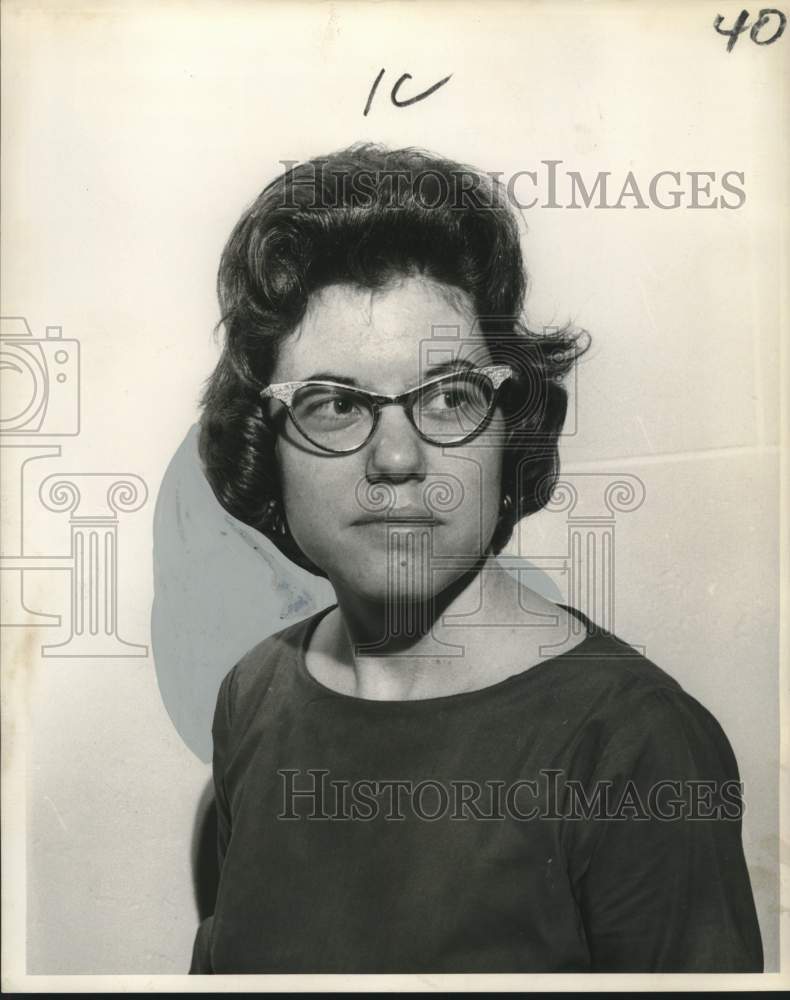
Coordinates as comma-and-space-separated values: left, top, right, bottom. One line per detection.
1, 0, 787, 991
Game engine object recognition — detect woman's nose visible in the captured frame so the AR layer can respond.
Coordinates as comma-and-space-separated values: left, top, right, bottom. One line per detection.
365, 403, 427, 480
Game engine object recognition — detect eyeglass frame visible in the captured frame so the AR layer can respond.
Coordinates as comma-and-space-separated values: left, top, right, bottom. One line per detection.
259, 363, 516, 455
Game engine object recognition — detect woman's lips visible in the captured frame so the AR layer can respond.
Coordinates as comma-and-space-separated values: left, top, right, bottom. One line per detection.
353, 515, 441, 526
352, 506, 443, 526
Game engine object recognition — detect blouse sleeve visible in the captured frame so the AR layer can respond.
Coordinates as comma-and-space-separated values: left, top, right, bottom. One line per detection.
188, 667, 236, 974
211, 668, 235, 872
572, 687, 763, 972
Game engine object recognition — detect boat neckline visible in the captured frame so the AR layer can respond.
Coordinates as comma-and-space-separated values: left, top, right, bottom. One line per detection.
293, 601, 602, 708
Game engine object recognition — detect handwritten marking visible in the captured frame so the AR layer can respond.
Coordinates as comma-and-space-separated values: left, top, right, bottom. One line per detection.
363, 68, 385, 117
363, 69, 453, 116
391, 72, 453, 108
714, 8, 786, 51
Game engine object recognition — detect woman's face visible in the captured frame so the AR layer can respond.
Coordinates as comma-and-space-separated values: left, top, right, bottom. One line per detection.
269, 276, 506, 603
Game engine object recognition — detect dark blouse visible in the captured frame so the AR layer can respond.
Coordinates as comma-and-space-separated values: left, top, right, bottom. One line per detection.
189, 604, 763, 974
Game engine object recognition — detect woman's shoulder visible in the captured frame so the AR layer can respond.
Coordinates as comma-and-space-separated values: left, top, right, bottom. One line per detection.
215, 606, 330, 723
554, 604, 686, 696
554, 606, 740, 777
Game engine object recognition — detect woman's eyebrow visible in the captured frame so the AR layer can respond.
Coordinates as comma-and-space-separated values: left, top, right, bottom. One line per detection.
301, 359, 475, 387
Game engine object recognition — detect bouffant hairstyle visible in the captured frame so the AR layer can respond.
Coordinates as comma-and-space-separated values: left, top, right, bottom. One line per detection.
198, 143, 588, 577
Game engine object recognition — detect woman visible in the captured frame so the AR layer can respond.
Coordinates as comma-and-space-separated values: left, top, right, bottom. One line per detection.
190, 144, 762, 973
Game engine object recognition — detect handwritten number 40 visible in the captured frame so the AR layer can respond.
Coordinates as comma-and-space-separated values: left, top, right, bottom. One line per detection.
714, 8, 786, 50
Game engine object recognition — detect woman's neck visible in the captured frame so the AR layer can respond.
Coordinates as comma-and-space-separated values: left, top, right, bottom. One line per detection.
318, 553, 559, 701
334, 551, 489, 648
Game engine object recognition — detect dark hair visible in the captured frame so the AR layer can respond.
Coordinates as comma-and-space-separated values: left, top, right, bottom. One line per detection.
198, 143, 589, 577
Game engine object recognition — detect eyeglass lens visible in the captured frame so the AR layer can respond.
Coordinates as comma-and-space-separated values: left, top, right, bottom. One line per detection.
290, 373, 495, 451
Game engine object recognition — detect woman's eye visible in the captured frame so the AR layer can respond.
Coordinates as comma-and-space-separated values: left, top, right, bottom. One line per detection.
321, 398, 351, 413
433, 392, 458, 410
324, 395, 360, 415
422, 385, 472, 411
298, 390, 363, 423
443, 390, 466, 408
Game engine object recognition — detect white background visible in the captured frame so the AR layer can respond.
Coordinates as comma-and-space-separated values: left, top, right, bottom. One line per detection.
1, 0, 786, 986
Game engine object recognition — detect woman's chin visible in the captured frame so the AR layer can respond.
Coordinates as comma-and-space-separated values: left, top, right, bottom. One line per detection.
346, 576, 441, 607
328, 559, 475, 609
